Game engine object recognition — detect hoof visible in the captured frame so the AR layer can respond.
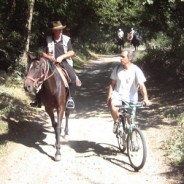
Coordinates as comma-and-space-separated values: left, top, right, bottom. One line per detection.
55, 154, 61, 161
64, 134, 69, 140
61, 128, 65, 137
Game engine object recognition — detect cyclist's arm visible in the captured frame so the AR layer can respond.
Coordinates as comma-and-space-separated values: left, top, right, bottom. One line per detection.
107, 79, 116, 106
139, 83, 151, 105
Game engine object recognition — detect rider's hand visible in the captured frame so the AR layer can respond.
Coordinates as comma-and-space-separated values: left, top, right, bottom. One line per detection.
42, 53, 56, 63
56, 55, 64, 63
49, 56, 56, 62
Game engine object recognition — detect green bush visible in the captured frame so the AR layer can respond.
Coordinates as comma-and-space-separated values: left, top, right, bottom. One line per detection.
166, 114, 184, 166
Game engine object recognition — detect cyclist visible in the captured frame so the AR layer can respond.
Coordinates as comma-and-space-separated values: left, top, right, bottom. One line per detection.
106, 50, 151, 133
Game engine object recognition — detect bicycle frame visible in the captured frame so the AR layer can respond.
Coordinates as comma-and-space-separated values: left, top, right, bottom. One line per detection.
116, 102, 148, 171
118, 104, 136, 134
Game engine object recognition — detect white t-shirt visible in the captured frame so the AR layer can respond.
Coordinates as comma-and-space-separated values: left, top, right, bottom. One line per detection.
110, 64, 146, 103
118, 30, 124, 39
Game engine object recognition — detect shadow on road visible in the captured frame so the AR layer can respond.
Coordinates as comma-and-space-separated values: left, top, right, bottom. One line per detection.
1, 114, 54, 159
1, 54, 183, 178
74, 60, 116, 119
61, 140, 133, 172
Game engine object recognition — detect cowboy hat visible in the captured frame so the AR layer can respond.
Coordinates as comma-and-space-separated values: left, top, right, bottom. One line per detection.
51, 21, 66, 30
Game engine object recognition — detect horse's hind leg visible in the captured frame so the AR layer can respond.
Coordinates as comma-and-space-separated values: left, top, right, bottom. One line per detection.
65, 109, 70, 135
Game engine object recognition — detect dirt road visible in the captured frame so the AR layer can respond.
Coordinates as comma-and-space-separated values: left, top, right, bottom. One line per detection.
0, 55, 181, 184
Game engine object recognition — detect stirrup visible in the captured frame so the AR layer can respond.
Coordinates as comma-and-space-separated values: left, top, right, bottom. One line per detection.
66, 98, 75, 109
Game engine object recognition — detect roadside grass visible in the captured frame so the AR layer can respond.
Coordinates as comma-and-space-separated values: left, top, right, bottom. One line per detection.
165, 113, 184, 166
135, 48, 184, 167
0, 72, 34, 157
0, 48, 96, 158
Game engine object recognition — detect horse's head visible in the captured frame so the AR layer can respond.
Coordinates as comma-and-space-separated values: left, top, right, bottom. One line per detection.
24, 53, 48, 93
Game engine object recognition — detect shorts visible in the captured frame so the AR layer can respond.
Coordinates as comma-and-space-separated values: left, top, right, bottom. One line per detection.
111, 91, 136, 118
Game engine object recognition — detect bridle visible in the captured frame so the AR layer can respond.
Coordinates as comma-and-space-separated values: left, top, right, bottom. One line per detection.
25, 58, 56, 91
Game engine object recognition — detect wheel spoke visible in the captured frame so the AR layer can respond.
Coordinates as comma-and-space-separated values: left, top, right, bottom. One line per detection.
117, 123, 126, 153
127, 127, 147, 170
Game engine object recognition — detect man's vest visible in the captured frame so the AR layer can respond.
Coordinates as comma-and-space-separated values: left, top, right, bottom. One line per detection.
46, 35, 73, 66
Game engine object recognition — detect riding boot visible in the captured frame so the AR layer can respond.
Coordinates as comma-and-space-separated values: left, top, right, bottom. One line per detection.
66, 82, 76, 109
30, 91, 42, 108
70, 82, 76, 98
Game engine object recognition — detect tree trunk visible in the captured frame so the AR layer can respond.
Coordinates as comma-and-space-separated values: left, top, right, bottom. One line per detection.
20, 0, 35, 68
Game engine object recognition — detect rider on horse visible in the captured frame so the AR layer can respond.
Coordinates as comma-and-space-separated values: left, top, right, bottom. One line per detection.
117, 28, 125, 51
31, 21, 80, 109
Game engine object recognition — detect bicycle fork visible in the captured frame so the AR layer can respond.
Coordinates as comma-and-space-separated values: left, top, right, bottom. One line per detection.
129, 126, 140, 152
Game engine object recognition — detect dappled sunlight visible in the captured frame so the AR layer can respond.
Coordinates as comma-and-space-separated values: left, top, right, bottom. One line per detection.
0, 89, 54, 158
74, 60, 114, 119
1, 54, 183, 177
1, 54, 183, 155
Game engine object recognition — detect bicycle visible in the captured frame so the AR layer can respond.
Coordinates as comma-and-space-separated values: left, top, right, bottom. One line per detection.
115, 101, 149, 171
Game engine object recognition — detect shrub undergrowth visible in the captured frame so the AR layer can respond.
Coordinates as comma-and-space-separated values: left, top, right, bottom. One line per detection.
165, 114, 184, 166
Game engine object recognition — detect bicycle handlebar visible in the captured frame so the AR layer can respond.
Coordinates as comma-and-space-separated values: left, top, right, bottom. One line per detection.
115, 101, 150, 110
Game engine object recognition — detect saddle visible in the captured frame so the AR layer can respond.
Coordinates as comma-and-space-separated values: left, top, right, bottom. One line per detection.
55, 63, 71, 88
53, 61, 81, 88
59, 66, 82, 87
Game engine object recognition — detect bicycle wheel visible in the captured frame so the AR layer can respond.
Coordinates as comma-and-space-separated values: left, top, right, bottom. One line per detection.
127, 127, 147, 171
116, 124, 127, 153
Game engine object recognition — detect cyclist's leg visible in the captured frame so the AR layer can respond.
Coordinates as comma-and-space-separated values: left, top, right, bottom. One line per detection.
110, 92, 122, 122
110, 92, 122, 133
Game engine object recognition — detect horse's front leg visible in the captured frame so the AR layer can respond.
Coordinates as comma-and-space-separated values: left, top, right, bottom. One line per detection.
45, 106, 56, 131
65, 109, 70, 135
55, 106, 65, 161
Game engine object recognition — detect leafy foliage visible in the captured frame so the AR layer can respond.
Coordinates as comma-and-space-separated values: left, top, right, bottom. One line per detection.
166, 114, 184, 166
0, 0, 184, 70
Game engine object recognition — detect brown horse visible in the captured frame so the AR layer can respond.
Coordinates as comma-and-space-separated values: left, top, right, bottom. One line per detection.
24, 54, 70, 161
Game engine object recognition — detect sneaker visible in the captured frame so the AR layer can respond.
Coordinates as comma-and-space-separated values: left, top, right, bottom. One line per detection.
30, 101, 41, 108
113, 121, 119, 134
66, 98, 75, 109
